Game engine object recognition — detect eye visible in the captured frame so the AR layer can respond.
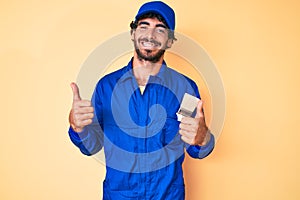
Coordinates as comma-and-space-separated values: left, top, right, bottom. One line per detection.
156, 28, 167, 34
138, 25, 148, 30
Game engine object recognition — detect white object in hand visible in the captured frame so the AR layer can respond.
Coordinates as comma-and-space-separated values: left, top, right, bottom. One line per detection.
176, 93, 199, 121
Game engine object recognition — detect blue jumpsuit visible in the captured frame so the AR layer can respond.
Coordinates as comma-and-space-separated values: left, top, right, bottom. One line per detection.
69, 59, 215, 199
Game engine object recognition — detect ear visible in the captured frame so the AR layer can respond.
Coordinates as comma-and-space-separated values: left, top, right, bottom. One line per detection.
166, 39, 173, 48
131, 30, 135, 41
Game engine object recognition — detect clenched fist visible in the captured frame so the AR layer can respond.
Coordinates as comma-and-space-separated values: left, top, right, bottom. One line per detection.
69, 82, 94, 133
179, 100, 211, 146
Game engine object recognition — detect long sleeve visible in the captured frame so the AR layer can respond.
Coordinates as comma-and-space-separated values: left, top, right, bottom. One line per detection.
68, 82, 104, 156
186, 132, 215, 159
68, 122, 103, 156
183, 79, 215, 159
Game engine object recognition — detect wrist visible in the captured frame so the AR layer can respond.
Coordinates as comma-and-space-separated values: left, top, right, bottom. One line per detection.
199, 129, 211, 146
70, 123, 83, 133
69, 109, 83, 133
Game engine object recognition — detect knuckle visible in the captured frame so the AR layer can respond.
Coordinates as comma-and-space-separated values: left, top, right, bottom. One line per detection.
178, 129, 183, 135
179, 130, 186, 136
181, 117, 187, 123
181, 135, 186, 141
90, 113, 94, 119
75, 119, 81, 126
73, 101, 80, 108
179, 123, 183, 129
76, 120, 82, 127
73, 114, 79, 121
85, 100, 92, 106
86, 119, 93, 125
72, 108, 78, 114
193, 125, 199, 131
80, 121, 86, 126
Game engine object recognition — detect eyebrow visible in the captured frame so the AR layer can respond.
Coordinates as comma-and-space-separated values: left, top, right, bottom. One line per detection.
138, 21, 167, 29
156, 24, 167, 29
138, 21, 150, 26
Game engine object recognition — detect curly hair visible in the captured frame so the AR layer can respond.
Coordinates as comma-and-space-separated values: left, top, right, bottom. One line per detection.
130, 12, 177, 41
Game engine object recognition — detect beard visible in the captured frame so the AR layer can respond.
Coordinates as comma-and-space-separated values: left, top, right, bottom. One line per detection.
134, 38, 166, 63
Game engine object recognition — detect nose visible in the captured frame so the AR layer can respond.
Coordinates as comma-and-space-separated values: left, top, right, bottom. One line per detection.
145, 27, 156, 40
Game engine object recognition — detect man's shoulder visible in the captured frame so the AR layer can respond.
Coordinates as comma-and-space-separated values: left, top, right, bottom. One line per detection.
91, 66, 128, 94
97, 66, 127, 84
164, 66, 197, 85
162, 65, 200, 97
104, 66, 127, 79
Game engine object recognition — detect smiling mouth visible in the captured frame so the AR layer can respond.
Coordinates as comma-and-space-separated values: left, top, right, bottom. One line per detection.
139, 39, 161, 49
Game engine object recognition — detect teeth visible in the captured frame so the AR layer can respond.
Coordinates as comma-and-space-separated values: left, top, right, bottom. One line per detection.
141, 41, 156, 47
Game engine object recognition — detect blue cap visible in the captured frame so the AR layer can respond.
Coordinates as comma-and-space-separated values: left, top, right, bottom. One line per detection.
135, 1, 175, 30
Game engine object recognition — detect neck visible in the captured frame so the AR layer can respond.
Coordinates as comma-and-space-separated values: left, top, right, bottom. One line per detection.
132, 52, 164, 86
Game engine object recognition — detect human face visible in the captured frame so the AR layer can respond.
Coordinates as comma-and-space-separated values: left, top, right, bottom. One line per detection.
132, 17, 173, 63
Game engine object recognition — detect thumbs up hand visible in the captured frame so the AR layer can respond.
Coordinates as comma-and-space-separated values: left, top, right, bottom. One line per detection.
179, 100, 211, 146
69, 82, 94, 133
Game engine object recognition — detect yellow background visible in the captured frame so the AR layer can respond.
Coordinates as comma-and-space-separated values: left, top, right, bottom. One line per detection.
1, 0, 299, 199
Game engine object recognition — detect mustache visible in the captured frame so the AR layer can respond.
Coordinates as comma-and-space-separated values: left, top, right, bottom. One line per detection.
138, 38, 161, 46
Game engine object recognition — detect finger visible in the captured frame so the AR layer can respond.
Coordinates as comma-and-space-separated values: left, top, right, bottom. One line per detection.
180, 135, 194, 145
179, 129, 196, 139
82, 119, 93, 126
180, 116, 199, 125
73, 106, 94, 114
74, 113, 94, 121
76, 118, 93, 128
73, 100, 92, 108
180, 116, 192, 124
179, 122, 198, 133
195, 100, 204, 118
70, 82, 81, 101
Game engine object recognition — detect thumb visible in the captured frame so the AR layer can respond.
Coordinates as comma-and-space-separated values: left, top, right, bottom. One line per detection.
195, 100, 204, 118
70, 82, 81, 101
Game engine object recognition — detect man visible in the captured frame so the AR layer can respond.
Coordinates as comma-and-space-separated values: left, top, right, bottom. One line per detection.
69, 1, 215, 199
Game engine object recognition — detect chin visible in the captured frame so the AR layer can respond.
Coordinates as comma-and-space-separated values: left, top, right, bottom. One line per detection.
135, 47, 165, 63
